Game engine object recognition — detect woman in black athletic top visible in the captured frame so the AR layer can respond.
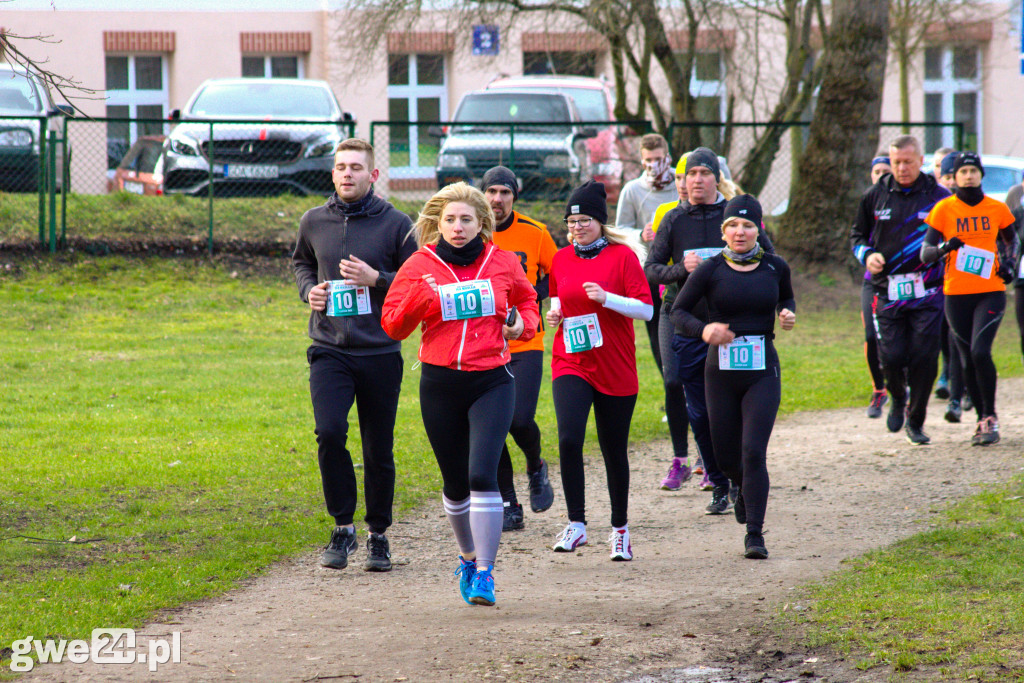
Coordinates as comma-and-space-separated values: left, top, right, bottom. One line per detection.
670, 195, 795, 559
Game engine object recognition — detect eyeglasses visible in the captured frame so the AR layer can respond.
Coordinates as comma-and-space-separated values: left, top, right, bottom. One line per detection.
564, 217, 594, 228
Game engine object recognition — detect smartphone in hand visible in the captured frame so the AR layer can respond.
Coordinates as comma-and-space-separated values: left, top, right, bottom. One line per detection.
505, 306, 518, 326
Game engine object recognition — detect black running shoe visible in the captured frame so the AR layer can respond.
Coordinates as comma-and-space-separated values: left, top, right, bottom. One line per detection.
320, 526, 357, 569
944, 399, 962, 423
705, 486, 731, 515
528, 461, 555, 513
734, 492, 746, 525
502, 502, 525, 531
904, 422, 930, 446
867, 389, 887, 418
886, 402, 905, 433
363, 532, 392, 572
744, 533, 769, 559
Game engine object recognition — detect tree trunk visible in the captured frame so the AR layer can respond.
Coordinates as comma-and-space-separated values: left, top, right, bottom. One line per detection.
775, 0, 889, 264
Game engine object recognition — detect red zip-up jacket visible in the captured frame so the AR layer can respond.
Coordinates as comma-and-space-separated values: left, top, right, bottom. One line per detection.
381, 243, 541, 371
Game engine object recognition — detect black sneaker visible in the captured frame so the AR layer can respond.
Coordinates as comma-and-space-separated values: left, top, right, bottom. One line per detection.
528, 461, 555, 513
744, 533, 769, 559
944, 399, 962, 423
866, 389, 887, 418
320, 526, 357, 569
904, 422, 930, 446
704, 486, 731, 515
886, 401, 905, 433
363, 532, 392, 572
502, 502, 525, 531
734, 491, 746, 525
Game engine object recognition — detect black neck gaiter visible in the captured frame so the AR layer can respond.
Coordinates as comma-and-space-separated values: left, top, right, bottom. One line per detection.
955, 186, 985, 206
435, 235, 485, 266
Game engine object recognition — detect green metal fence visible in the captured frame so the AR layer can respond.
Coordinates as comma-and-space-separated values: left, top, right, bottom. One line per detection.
369, 119, 654, 204
666, 121, 965, 215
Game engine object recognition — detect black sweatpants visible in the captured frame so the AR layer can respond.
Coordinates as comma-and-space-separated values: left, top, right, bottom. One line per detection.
873, 294, 943, 428
946, 291, 1005, 419
496, 350, 545, 504
552, 374, 636, 528
420, 363, 515, 499
307, 346, 402, 533
704, 345, 780, 536
1015, 286, 1024, 357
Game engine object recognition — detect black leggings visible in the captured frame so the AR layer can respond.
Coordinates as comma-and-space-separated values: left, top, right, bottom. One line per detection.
946, 291, 1005, 419
658, 309, 690, 459
645, 281, 664, 377
552, 374, 636, 528
704, 345, 781, 536
860, 281, 885, 391
496, 350, 544, 503
420, 363, 515, 500
1016, 286, 1024, 357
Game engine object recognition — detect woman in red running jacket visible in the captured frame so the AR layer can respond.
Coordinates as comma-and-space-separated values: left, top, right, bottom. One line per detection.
381, 182, 539, 607
546, 180, 653, 562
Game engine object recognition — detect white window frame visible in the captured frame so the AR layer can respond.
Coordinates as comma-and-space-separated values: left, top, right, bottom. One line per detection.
243, 55, 304, 79
105, 54, 170, 142
387, 53, 448, 177
923, 45, 982, 151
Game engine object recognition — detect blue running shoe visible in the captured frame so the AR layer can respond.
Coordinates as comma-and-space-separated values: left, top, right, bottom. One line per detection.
454, 556, 476, 605
468, 566, 495, 606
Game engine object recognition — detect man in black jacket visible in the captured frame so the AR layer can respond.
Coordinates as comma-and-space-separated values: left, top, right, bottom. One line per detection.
850, 135, 950, 445
293, 138, 416, 572
645, 147, 774, 516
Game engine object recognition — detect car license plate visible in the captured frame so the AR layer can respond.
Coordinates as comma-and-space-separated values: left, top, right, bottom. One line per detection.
223, 164, 279, 179
123, 181, 144, 195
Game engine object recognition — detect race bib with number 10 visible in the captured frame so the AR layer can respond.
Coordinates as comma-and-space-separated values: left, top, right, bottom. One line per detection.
326, 281, 372, 317
886, 272, 926, 301
718, 335, 766, 370
438, 279, 496, 321
562, 313, 603, 353
955, 244, 995, 279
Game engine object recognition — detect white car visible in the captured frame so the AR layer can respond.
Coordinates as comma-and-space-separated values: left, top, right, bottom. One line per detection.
975, 155, 1024, 205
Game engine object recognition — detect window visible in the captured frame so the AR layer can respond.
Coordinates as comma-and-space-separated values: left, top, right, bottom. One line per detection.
675, 51, 726, 149
105, 55, 168, 169
387, 53, 447, 176
241, 55, 303, 78
923, 45, 981, 152
522, 52, 597, 77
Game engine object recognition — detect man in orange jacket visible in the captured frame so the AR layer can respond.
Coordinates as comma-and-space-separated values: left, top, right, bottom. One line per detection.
482, 166, 559, 531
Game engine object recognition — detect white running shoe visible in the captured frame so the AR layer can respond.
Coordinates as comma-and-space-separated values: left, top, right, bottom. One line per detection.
552, 522, 587, 552
609, 527, 633, 561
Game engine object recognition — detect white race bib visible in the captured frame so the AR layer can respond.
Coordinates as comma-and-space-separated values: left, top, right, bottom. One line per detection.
955, 244, 995, 279
684, 247, 723, 261
562, 313, 603, 353
326, 281, 371, 317
886, 272, 927, 301
718, 335, 766, 371
438, 279, 496, 322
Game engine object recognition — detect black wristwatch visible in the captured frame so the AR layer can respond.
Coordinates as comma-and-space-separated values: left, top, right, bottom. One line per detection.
375, 272, 387, 289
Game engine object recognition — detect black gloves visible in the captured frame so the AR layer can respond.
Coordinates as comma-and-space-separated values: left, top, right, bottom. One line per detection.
939, 236, 965, 255
997, 263, 1016, 284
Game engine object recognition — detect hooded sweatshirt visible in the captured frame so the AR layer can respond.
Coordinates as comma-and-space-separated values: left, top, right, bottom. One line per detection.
292, 190, 416, 354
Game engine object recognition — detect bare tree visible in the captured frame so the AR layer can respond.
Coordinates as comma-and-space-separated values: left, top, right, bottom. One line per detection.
1, 15, 98, 112
775, 0, 889, 263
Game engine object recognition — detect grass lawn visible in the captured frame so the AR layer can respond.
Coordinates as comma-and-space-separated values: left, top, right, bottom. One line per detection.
1, 255, 1023, 677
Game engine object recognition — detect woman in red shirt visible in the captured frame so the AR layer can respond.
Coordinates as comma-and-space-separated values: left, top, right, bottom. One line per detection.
546, 181, 653, 561
381, 182, 539, 606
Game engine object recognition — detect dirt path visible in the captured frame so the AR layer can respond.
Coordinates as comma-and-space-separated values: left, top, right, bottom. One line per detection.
25, 379, 1024, 683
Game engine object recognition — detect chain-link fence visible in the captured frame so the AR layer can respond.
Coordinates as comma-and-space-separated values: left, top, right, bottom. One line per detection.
369, 120, 653, 205
667, 121, 964, 216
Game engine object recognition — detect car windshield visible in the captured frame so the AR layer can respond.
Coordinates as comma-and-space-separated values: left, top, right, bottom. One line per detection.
188, 83, 337, 119
984, 166, 1020, 196
558, 88, 608, 123
454, 94, 571, 133
0, 71, 42, 113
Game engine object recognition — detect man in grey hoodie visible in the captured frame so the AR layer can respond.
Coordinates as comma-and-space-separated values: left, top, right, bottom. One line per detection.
293, 138, 416, 572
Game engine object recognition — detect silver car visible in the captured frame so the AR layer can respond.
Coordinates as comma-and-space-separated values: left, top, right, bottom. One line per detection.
0, 64, 72, 192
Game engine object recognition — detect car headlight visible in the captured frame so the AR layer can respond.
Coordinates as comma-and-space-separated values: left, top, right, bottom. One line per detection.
0, 129, 33, 147
437, 153, 467, 168
543, 153, 572, 170
169, 137, 199, 156
305, 137, 339, 159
